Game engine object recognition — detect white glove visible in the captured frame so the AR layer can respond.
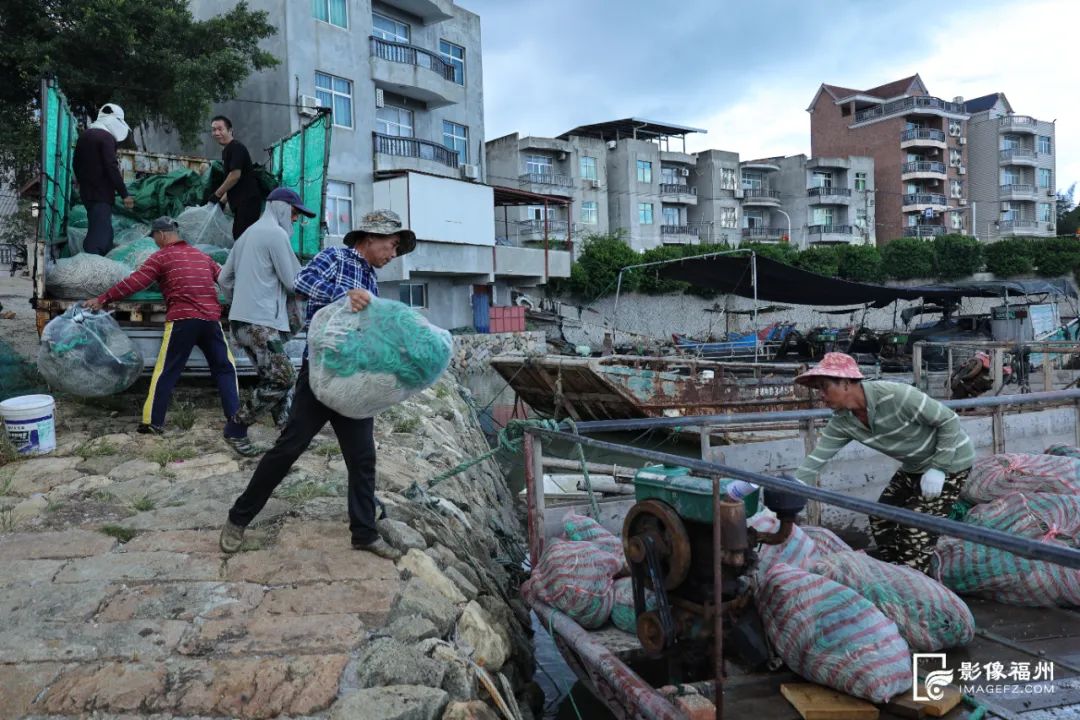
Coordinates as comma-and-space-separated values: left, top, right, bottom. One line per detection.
920, 469, 946, 499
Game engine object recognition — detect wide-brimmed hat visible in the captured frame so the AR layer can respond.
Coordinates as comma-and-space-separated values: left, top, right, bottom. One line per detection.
343, 209, 416, 255
794, 352, 864, 386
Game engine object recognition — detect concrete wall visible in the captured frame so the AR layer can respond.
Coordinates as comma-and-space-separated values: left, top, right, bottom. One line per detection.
689, 150, 742, 246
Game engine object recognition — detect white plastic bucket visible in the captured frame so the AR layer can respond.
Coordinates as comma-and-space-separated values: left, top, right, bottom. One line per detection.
0, 394, 57, 455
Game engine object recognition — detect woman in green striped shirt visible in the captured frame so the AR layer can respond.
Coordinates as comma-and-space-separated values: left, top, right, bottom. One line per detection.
794, 352, 974, 573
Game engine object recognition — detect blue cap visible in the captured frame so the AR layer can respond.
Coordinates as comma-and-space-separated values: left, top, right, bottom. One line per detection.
267, 187, 316, 217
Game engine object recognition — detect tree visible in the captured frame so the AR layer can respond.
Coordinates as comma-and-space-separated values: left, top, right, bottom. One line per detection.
880, 237, 934, 279
550, 231, 641, 299
0, 0, 278, 186
932, 234, 982, 279
835, 244, 883, 282
984, 238, 1033, 276
794, 245, 839, 277
1057, 183, 1076, 225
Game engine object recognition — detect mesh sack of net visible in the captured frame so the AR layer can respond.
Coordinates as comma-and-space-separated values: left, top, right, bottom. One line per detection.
813, 550, 975, 651
962, 452, 1080, 503
114, 224, 151, 248
37, 305, 144, 397
65, 226, 88, 256
193, 244, 229, 265
520, 538, 621, 629
46, 254, 131, 298
177, 203, 234, 249
107, 237, 159, 269
610, 577, 656, 634
308, 296, 453, 419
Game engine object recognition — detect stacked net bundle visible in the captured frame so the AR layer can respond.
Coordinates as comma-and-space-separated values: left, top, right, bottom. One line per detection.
748, 512, 820, 578
108, 237, 159, 269
610, 577, 656, 634
933, 492, 1080, 607
756, 562, 912, 703
309, 296, 453, 419
521, 538, 622, 629
177, 204, 234, 249
800, 525, 853, 556
562, 511, 624, 560
1044, 444, 1080, 459
194, 244, 229, 265
37, 306, 143, 397
962, 453, 1080, 503
114, 224, 151, 248
46, 254, 131, 298
813, 550, 975, 651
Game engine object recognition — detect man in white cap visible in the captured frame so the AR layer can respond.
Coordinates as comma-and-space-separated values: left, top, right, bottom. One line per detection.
73, 103, 135, 255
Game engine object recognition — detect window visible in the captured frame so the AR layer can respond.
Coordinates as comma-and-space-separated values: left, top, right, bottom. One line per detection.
636, 160, 652, 183
376, 105, 413, 137
907, 214, 919, 227
744, 211, 764, 228
1038, 168, 1053, 189
1039, 203, 1053, 222
950, 180, 963, 198
856, 208, 868, 229
854, 173, 868, 191
719, 207, 737, 228
811, 171, 832, 189
525, 154, 552, 176
1000, 134, 1021, 150
324, 180, 353, 236
661, 166, 678, 185
951, 212, 964, 230
313, 0, 347, 28
1002, 207, 1018, 222
812, 207, 833, 226
720, 168, 737, 191
526, 205, 547, 222
399, 283, 427, 308
372, 12, 409, 42
662, 206, 680, 226
742, 172, 762, 190
580, 201, 598, 224
1038, 135, 1052, 154
638, 203, 653, 225
580, 156, 597, 181
315, 72, 353, 128
439, 40, 465, 85
442, 121, 468, 164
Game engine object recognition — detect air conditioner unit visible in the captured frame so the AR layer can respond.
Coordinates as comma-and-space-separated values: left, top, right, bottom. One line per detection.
583, 179, 598, 190
557, 152, 568, 161
680, 168, 690, 177
460, 163, 480, 180
958, 166, 966, 175
298, 94, 323, 117
1001, 202, 1012, 212
375, 88, 385, 108
606, 140, 617, 150
959, 137, 967, 145
960, 198, 968, 205
1047, 189, 1056, 197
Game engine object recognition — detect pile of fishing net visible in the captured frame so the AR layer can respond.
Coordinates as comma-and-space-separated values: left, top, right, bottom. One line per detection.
37, 306, 143, 397
610, 577, 656, 634
1045, 444, 1080, 459
521, 538, 622, 629
108, 237, 158, 269
748, 509, 851, 579
45, 254, 131, 298
562, 511, 624, 560
933, 491, 1080, 607
177, 204, 233, 249
962, 452, 1080, 503
308, 296, 453, 419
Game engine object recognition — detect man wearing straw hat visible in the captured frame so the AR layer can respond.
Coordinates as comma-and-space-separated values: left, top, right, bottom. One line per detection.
793, 352, 974, 573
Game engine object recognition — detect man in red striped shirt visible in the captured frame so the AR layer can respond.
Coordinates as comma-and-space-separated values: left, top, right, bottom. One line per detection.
84, 216, 259, 456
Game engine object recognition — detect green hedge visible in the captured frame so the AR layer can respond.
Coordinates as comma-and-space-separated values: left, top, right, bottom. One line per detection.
554, 234, 1080, 300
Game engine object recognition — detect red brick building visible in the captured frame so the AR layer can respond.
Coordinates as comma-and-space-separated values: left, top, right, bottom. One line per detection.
808, 74, 969, 245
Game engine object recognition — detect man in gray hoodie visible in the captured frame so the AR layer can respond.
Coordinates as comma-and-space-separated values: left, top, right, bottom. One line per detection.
219, 188, 313, 427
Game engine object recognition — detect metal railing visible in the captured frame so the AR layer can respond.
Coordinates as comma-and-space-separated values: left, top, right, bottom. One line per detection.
741, 188, 781, 200
900, 128, 947, 142
660, 224, 701, 237
999, 115, 1038, 129
741, 227, 783, 238
902, 192, 948, 205
999, 219, 1040, 231
518, 172, 573, 187
369, 36, 455, 81
807, 186, 852, 198
659, 183, 697, 196
905, 224, 945, 237
807, 224, 853, 235
902, 160, 947, 174
372, 132, 459, 168
495, 219, 581, 249
855, 95, 966, 124
1000, 148, 1037, 163
1000, 184, 1036, 195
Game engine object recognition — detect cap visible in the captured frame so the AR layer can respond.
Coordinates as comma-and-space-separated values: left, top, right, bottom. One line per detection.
343, 209, 416, 255
267, 187, 316, 217
146, 216, 179, 236
793, 352, 864, 386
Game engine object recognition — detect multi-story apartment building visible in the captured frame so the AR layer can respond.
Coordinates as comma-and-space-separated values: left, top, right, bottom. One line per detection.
170, 0, 568, 330
963, 93, 1056, 240
808, 74, 970, 243
771, 155, 876, 248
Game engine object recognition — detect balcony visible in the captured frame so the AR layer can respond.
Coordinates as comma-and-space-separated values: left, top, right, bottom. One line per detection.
998, 219, 1042, 234
369, 37, 464, 108
901, 161, 947, 181
741, 159, 780, 172
900, 128, 947, 150
660, 224, 706, 244
854, 96, 966, 124
807, 157, 850, 170
660, 150, 696, 166
373, 133, 459, 178
517, 172, 574, 197
741, 188, 781, 206
999, 115, 1039, 134
378, 0, 454, 24
901, 193, 949, 213
807, 186, 852, 205
660, 183, 698, 205
1000, 184, 1038, 201
903, 225, 946, 237
510, 219, 575, 242
741, 227, 786, 242
999, 148, 1038, 166
807, 225, 855, 243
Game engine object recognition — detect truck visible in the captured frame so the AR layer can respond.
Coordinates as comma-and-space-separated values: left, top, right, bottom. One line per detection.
31, 78, 332, 373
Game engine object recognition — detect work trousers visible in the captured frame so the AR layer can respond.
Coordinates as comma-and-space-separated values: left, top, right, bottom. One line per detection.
143, 318, 246, 437
230, 197, 262, 240
83, 202, 115, 256
228, 361, 378, 545
869, 467, 969, 574
230, 321, 295, 426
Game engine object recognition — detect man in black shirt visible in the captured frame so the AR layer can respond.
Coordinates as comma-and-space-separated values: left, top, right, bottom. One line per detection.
210, 115, 262, 240
73, 103, 136, 255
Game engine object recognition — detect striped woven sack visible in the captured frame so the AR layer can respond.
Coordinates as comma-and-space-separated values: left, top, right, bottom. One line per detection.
610, 577, 656, 634
749, 512, 821, 578
933, 492, 1080, 607
801, 525, 853, 556
756, 562, 912, 703
1044, 444, 1080, 459
522, 538, 621, 629
562, 511, 624, 560
813, 550, 975, 651
963, 453, 1080, 503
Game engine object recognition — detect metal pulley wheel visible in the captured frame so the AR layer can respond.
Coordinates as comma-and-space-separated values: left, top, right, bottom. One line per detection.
622, 499, 691, 590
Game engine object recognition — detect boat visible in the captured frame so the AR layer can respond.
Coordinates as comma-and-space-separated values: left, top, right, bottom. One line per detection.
671, 323, 802, 361
519, 390, 1080, 719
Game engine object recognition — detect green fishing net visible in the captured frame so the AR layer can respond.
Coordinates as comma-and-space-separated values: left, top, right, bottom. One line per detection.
37, 306, 144, 397
308, 296, 453, 419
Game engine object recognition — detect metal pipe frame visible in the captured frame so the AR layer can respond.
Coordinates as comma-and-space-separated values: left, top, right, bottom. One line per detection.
526, 427, 1080, 571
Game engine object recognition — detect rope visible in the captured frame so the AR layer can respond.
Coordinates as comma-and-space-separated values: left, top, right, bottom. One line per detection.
545, 612, 585, 720
564, 419, 600, 520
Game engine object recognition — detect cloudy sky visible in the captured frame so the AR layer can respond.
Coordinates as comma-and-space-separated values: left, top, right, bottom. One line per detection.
459, 0, 1076, 192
